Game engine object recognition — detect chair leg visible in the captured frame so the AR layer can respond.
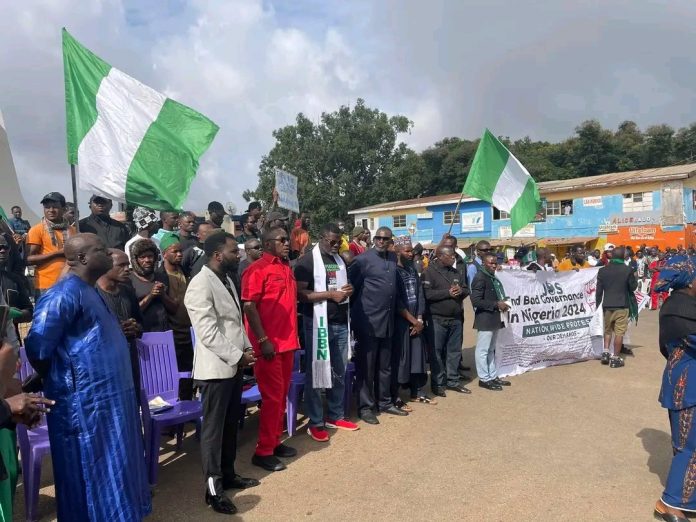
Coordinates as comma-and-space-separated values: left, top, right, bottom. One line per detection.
26, 450, 43, 522
175, 424, 184, 450
149, 425, 161, 486
239, 404, 247, 429
286, 385, 298, 436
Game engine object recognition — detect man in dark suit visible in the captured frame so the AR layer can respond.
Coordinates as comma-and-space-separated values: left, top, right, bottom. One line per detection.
470, 253, 511, 391
349, 226, 405, 424
78, 195, 130, 250
596, 246, 638, 368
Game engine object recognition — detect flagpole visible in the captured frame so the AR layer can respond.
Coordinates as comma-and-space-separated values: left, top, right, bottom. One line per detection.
70, 164, 80, 232
446, 192, 466, 236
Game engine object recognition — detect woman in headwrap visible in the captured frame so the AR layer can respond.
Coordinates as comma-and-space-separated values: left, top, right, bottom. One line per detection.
655, 255, 696, 521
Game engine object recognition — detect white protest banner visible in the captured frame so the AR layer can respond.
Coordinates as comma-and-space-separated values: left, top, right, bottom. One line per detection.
275, 168, 300, 213
495, 268, 604, 377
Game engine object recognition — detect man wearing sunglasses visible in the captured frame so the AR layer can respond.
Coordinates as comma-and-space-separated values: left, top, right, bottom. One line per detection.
466, 240, 493, 287
295, 223, 358, 442
349, 226, 405, 424
242, 227, 300, 472
238, 238, 262, 281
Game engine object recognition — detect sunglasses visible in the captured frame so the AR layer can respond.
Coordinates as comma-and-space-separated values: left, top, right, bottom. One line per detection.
373, 236, 392, 242
0, 244, 8, 251
272, 237, 290, 244
247, 246, 261, 250
478, 247, 493, 252
322, 237, 341, 247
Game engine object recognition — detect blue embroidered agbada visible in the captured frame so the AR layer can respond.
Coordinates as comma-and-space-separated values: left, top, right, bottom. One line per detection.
25, 275, 151, 521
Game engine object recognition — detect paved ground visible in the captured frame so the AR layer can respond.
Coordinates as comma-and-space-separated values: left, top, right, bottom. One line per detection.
14, 305, 670, 521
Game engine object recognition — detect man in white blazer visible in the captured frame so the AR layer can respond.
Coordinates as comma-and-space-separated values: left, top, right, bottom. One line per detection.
184, 232, 257, 516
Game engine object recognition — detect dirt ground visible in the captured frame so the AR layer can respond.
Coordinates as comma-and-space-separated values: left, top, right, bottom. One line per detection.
14, 305, 670, 521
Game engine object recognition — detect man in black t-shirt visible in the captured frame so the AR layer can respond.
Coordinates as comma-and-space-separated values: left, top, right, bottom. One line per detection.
294, 223, 359, 442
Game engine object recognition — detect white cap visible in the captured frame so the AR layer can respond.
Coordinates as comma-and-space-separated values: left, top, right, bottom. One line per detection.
604, 243, 615, 251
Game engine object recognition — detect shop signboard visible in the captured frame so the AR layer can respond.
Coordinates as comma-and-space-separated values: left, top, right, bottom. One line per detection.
461, 211, 485, 232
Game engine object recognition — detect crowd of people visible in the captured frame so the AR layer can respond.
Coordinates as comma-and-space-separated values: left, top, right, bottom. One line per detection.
0, 191, 687, 520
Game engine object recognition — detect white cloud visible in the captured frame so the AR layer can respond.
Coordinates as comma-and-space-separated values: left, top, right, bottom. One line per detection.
3, 0, 696, 218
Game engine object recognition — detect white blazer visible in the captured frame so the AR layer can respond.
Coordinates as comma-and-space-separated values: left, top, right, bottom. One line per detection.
184, 265, 251, 380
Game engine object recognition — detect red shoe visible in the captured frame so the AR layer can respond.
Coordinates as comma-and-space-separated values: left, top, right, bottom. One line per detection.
325, 418, 360, 431
307, 426, 330, 442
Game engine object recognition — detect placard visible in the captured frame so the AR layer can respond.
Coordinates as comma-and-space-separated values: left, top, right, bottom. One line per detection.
275, 168, 300, 213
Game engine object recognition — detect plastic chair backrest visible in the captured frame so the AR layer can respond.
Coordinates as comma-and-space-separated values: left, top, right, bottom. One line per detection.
137, 330, 180, 404
17, 348, 47, 428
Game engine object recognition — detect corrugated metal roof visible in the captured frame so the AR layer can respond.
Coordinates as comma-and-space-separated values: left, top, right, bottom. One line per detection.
538, 163, 696, 193
348, 163, 696, 214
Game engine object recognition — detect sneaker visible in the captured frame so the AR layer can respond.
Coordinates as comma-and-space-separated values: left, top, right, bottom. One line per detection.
609, 356, 625, 368
601, 352, 611, 365
325, 418, 360, 431
307, 426, 330, 442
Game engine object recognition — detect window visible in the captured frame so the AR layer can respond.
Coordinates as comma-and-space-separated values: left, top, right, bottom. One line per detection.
443, 211, 461, 225
392, 215, 406, 228
493, 207, 510, 220
623, 192, 653, 212
546, 200, 573, 216
361, 219, 368, 229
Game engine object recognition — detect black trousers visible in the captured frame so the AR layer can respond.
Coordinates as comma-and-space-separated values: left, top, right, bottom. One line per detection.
355, 334, 392, 412
196, 373, 243, 496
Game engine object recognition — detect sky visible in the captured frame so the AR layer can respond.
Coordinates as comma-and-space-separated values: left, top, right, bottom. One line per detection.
2, 0, 696, 215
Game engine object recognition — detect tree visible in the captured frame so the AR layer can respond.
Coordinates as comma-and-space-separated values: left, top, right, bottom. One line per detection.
642, 124, 674, 168
246, 99, 421, 229
612, 121, 644, 171
568, 120, 617, 176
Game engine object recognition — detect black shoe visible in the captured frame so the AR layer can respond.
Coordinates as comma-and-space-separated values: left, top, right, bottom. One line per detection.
273, 443, 297, 458
478, 380, 503, 391
223, 476, 260, 490
609, 356, 625, 368
446, 384, 472, 394
251, 454, 286, 472
432, 388, 447, 397
380, 405, 409, 416
359, 411, 380, 424
620, 345, 634, 357
205, 491, 238, 515
654, 509, 689, 522
493, 378, 511, 387
601, 352, 611, 365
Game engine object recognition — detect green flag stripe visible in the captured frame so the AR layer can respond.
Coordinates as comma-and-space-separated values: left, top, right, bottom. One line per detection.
125, 98, 219, 210
62, 28, 111, 165
510, 177, 540, 235
463, 129, 509, 198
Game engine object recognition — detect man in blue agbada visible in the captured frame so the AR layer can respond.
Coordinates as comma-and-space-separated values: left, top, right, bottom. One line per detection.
25, 233, 151, 521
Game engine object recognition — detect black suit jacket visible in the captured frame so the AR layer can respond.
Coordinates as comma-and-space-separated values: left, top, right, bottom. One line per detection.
470, 271, 503, 331
596, 262, 638, 309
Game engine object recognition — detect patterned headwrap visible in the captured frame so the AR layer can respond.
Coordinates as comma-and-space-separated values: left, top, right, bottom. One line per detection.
654, 255, 696, 292
159, 232, 180, 253
132, 207, 158, 231
393, 235, 412, 248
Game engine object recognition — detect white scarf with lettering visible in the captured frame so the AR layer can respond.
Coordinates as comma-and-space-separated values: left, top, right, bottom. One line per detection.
312, 244, 348, 389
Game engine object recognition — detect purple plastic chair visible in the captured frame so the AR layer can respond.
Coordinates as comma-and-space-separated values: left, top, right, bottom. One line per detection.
286, 349, 305, 436
138, 331, 203, 486
16, 348, 51, 522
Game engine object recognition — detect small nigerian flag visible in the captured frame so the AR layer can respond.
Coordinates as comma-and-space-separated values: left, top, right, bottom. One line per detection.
464, 129, 540, 235
62, 29, 219, 210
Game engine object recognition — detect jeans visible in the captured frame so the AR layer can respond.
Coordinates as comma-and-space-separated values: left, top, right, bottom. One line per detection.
475, 330, 499, 382
303, 319, 349, 427
427, 317, 463, 390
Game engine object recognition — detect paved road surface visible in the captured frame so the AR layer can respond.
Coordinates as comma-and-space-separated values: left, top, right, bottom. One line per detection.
14, 305, 669, 521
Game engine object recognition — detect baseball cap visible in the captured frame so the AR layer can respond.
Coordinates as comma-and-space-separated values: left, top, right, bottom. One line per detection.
266, 211, 289, 222
207, 201, 227, 215
40, 192, 66, 206
89, 194, 111, 204
604, 243, 615, 251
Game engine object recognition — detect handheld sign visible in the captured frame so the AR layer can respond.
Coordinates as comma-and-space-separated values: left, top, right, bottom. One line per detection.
275, 168, 300, 213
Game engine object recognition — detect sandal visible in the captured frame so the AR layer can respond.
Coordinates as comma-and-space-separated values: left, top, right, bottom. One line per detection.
394, 398, 414, 412
414, 395, 438, 405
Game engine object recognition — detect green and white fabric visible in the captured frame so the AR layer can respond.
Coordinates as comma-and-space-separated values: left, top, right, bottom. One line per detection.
62, 28, 219, 210
311, 244, 348, 389
464, 129, 541, 234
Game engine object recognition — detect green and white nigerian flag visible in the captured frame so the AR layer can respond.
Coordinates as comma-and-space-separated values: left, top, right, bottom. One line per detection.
464, 129, 541, 235
63, 28, 219, 210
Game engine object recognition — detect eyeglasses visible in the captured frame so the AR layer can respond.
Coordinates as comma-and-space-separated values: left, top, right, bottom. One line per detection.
478, 247, 493, 252
373, 236, 392, 242
322, 237, 341, 247
247, 246, 261, 250
273, 237, 290, 244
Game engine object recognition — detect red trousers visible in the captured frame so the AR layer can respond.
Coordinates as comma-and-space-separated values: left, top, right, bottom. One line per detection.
651, 291, 668, 310
254, 350, 295, 456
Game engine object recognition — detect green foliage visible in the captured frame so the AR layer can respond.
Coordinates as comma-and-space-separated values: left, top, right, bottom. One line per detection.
248, 100, 696, 222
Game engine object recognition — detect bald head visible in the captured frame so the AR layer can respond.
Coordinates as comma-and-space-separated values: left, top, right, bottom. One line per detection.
436, 245, 456, 267
65, 233, 113, 283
